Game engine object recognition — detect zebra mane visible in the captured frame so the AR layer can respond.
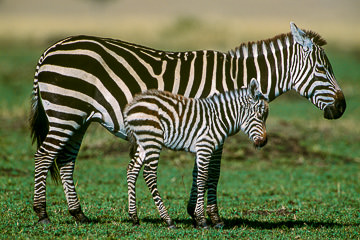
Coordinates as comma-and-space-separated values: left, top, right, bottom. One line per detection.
229, 30, 326, 58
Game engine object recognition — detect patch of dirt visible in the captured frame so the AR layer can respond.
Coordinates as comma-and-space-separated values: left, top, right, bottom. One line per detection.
242, 207, 297, 216
0, 167, 29, 177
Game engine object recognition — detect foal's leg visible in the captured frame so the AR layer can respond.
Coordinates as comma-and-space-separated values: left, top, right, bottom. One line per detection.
193, 147, 212, 229
206, 145, 224, 228
142, 145, 175, 228
127, 145, 144, 225
187, 145, 224, 228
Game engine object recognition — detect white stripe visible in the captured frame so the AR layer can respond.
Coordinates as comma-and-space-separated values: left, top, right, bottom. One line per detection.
210, 52, 219, 95
194, 51, 208, 98
184, 52, 196, 97
252, 44, 261, 82
262, 42, 272, 97
270, 41, 280, 96
221, 53, 228, 92
277, 39, 286, 91
242, 46, 248, 87
172, 58, 181, 93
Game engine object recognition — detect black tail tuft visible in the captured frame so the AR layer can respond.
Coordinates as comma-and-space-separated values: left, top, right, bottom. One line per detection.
30, 95, 48, 149
29, 93, 61, 184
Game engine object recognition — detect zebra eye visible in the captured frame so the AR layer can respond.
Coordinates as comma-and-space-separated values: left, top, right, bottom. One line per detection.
317, 65, 327, 75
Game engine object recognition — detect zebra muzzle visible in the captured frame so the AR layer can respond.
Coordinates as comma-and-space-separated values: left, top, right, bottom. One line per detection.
324, 90, 346, 120
254, 136, 267, 149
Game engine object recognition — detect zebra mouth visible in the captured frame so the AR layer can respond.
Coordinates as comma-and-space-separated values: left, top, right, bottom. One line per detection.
254, 136, 268, 149
324, 90, 346, 119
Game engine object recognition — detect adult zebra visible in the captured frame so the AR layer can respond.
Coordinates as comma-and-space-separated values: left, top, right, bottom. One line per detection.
30, 22, 346, 225
124, 79, 268, 228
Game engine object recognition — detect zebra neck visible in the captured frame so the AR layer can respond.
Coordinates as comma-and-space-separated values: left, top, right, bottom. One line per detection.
229, 33, 295, 102
208, 89, 247, 136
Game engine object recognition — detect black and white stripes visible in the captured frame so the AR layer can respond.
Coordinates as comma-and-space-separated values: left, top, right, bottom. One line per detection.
30, 22, 345, 225
124, 79, 268, 228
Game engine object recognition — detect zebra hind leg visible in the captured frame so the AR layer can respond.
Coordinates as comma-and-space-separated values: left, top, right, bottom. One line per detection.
143, 150, 176, 229
57, 129, 90, 223
33, 146, 57, 224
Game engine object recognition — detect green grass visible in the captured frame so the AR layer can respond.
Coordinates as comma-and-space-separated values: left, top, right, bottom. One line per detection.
1, 37, 360, 239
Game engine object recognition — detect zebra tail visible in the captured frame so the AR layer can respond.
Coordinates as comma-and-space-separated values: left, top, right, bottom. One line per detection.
29, 61, 61, 184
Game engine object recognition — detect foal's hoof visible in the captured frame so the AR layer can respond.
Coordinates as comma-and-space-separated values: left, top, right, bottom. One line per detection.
168, 224, 177, 229
76, 215, 91, 224
37, 218, 51, 225
165, 219, 177, 229
195, 220, 209, 229
74, 213, 90, 223
69, 209, 90, 224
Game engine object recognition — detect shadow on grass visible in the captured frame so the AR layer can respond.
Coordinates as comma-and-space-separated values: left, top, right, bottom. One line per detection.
222, 218, 359, 229
140, 217, 359, 230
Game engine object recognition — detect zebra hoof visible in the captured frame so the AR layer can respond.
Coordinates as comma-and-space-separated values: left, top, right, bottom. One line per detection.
168, 224, 177, 229
129, 214, 140, 226
37, 218, 51, 225
165, 219, 176, 229
214, 221, 225, 229
187, 205, 196, 219
132, 221, 140, 227
76, 215, 91, 224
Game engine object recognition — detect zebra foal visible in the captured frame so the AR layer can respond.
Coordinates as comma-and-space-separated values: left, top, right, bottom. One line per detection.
124, 78, 268, 228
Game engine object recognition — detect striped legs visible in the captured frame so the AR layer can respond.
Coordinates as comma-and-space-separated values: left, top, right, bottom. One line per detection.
127, 145, 142, 225
33, 124, 89, 224
192, 144, 213, 229
187, 145, 224, 228
127, 143, 175, 228
33, 146, 56, 224
206, 145, 224, 228
57, 128, 89, 223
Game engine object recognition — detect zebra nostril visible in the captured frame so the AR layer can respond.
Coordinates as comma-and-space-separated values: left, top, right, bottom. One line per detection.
254, 136, 267, 148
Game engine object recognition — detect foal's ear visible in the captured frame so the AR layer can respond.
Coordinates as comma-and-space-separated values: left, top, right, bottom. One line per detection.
248, 78, 264, 100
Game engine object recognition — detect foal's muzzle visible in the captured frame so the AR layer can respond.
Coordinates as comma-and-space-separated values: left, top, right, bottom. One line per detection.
254, 135, 268, 149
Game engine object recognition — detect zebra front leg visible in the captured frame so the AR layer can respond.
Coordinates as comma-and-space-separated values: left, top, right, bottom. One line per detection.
143, 157, 176, 229
206, 145, 224, 228
193, 150, 212, 229
188, 146, 224, 228
33, 149, 54, 224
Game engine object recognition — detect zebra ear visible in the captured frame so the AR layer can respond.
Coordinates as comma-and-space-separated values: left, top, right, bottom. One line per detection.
290, 22, 313, 51
248, 78, 262, 100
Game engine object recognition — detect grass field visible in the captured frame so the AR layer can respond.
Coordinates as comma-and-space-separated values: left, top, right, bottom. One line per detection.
1, 25, 360, 238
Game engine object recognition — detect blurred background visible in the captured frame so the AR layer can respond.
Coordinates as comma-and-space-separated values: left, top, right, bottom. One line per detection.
0, 0, 359, 164
1, 0, 359, 49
